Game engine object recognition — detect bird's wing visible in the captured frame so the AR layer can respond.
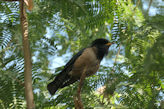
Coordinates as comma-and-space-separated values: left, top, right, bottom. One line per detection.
62, 48, 85, 73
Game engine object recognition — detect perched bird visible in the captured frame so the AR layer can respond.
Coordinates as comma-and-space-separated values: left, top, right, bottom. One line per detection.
47, 38, 113, 95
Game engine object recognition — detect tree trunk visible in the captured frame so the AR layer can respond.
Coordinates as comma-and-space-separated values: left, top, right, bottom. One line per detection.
20, 1, 35, 109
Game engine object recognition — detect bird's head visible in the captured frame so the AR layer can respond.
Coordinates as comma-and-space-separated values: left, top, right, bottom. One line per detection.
91, 38, 113, 60
91, 38, 113, 47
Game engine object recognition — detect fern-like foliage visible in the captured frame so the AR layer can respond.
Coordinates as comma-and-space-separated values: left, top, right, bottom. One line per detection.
0, 0, 164, 108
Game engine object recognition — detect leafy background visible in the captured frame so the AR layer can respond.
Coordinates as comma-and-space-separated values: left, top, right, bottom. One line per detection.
0, 0, 164, 108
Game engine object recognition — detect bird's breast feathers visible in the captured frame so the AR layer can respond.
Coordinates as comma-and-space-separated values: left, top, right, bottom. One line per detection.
69, 47, 100, 77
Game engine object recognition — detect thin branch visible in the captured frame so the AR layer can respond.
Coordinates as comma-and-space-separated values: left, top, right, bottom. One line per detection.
147, 0, 153, 14
74, 68, 86, 109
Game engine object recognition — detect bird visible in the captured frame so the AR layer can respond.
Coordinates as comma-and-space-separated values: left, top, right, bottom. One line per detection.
47, 38, 113, 95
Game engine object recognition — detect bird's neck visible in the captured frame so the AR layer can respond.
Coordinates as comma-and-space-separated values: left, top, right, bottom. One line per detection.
92, 46, 108, 61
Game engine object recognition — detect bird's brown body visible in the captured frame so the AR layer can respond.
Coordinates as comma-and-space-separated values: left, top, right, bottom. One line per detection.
47, 38, 112, 95
69, 47, 100, 77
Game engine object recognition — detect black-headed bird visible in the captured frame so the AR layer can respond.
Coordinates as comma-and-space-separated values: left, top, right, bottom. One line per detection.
47, 38, 113, 95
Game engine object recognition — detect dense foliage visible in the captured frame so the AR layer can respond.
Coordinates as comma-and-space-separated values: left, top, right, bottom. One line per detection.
0, 0, 164, 108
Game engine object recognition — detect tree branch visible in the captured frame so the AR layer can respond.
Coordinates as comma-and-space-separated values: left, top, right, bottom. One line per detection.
147, 0, 153, 14
20, 0, 35, 109
74, 68, 86, 109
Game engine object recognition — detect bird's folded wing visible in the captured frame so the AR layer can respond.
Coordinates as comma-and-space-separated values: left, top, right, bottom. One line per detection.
62, 48, 86, 73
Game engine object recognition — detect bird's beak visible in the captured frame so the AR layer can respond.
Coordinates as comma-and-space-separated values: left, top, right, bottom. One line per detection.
106, 42, 113, 46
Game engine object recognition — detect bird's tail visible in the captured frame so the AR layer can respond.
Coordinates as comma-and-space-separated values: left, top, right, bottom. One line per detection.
47, 72, 68, 95
47, 81, 59, 95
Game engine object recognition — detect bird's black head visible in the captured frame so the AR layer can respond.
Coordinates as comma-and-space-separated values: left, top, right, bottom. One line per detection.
91, 38, 112, 60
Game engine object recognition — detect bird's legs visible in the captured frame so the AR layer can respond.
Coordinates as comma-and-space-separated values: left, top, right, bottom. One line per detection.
74, 68, 86, 109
